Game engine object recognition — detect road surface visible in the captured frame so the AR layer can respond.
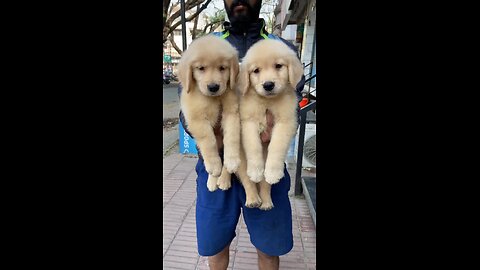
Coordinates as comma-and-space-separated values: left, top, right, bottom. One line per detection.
163, 82, 180, 157
163, 82, 180, 120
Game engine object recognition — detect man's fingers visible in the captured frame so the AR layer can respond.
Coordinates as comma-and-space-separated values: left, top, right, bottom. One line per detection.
260, 131, 270, 143
260, 110, 274, 143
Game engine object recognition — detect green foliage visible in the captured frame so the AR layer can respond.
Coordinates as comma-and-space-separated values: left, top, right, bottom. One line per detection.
208, 9, 225, 24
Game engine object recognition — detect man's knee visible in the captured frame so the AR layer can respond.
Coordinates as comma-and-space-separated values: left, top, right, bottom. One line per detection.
257, 249, 278, 261
210, 245, 229, 261
208, 244, 230, 269
257, 248, 279, 270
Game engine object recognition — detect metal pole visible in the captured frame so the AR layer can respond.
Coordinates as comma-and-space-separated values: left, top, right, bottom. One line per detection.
295, 111, 307, 196
308, 18, 316, 94
180, 0, 187, 51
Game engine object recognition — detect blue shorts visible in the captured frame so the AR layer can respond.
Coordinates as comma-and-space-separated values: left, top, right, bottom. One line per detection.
195, 159, 293, 257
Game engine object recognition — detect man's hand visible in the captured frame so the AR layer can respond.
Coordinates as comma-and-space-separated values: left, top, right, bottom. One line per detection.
260, 110, 274, 143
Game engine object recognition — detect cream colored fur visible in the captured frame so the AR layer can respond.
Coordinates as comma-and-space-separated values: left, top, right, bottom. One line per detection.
236, 39, 303, 210
178, 35, 241, 192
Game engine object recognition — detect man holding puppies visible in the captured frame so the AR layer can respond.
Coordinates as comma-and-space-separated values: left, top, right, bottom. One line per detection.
178, 1, 305, 269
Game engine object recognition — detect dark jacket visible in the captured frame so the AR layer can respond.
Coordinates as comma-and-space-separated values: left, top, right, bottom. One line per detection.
178, 19, 305, 157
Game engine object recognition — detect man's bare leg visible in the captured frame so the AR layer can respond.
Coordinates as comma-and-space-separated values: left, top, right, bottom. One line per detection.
257, 249, 279, 270
208, 243, 230, 270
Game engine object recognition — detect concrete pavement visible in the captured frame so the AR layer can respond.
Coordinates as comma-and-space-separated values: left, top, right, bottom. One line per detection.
163, 82, 180, 120
163, 126, 179, 157
163, 153, 316, 270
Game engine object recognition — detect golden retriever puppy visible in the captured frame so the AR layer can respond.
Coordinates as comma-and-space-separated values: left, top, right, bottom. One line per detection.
178, 35, 241, 192
237, 39, 303, 209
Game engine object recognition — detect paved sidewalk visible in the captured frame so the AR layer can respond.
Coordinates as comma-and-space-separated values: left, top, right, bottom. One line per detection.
163, 153, 316, 270
163, 125, 179, 156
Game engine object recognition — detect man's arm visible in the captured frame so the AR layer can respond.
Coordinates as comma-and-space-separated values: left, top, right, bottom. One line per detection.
178, 84, 194, 138
277, 36, 306, 100
178, 84, 223, 158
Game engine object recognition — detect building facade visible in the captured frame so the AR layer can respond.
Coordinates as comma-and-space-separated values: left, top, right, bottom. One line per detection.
274, 0, 316, 90
163, 6, 208, 75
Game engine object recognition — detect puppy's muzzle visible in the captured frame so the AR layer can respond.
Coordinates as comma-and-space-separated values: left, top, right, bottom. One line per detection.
207, 83, 220, 93
263, 81, 275, 91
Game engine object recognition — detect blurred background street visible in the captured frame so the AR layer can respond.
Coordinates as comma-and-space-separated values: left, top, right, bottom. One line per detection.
163, 82, 180, 157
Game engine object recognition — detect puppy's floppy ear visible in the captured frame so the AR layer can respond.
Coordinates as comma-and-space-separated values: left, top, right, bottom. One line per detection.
178, 55, 195, 93
229, 56, 239, 90
237, 63, 250, 96
287, 54, 304, 87
184, 65, 195, 93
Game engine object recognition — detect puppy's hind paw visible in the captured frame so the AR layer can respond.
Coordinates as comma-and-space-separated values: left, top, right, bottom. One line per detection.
259, 200, 274, 211
206, 175, 218, 192
217, 175, 232, 191
204, 157, 222, 177
245, 194, 262, 208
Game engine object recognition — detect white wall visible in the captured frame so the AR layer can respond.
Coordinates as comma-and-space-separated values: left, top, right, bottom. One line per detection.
300, 1, 316, 87
281, 24, 297, 42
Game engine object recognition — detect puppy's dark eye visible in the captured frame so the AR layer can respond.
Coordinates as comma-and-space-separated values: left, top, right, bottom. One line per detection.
198, 66, 205, 71
253, 68, 260, 73
219, 66, 226, 71
275, 64, 283, 69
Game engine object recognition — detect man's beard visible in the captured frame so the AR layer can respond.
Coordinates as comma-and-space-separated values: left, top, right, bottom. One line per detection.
225, 0, 262, 30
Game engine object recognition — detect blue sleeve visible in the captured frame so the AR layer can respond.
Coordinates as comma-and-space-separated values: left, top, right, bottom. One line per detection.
178, 84, 194, 138
276, 36, 305, 126
276, 36, 305, 97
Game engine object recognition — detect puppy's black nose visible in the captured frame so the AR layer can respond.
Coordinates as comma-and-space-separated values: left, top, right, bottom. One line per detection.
207, 83, 220, 92
263, 81, 275, 91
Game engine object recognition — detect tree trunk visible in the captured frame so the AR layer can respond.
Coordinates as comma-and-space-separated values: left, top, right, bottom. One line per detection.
163, 0, 212, 44
191, 5, 200, 40
168, 34, 183, 55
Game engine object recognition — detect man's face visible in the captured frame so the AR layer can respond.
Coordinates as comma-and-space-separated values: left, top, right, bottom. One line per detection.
224, 0, 262, 25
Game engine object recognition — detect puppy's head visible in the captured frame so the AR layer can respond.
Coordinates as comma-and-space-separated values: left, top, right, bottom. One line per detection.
238, 39, 303, 98
177, 35, 239, 97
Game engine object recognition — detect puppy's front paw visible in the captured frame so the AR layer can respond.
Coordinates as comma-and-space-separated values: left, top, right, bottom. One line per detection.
264, 165, 284, 185
223, 155, 241, 173
259, 199, 274, 211
206, 174, 218, 192
204, 157, 222, 177
247, 163, 264, 183
247, 161, 265, 183
217, 173, 232, 191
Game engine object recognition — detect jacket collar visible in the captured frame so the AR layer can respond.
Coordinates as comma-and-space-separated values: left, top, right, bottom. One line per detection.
223, 18, 269, 38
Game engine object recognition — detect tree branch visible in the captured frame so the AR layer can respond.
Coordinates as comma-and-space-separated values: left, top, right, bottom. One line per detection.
168, 0, 212, 31
163, 0, 213, 44
166, 0, 204, 26
168, 34, 183, 55
163, 0, 171, 26
202, 21, 215, 33
163, 0, 171, 15
191, 5, 200, 40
